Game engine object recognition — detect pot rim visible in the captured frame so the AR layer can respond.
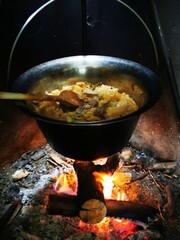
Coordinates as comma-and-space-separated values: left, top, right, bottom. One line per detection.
13, 55, 162, 126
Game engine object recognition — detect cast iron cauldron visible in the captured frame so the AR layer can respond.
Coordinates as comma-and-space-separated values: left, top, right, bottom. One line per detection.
12, 55, 162, 161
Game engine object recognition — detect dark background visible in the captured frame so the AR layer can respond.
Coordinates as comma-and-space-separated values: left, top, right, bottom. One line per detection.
0, 0, 159, 89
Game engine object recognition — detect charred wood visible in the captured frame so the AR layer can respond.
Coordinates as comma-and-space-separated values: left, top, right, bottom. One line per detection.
73, 154, 120, 223
47, 194, 78, 217
145, 162, 177, 171
73, 161, 106, 224
124, 229, 162, 240
0, 199, 22, 229
163, 185, 174, 217
130, 172, 148, 183
47, 194, 158, 222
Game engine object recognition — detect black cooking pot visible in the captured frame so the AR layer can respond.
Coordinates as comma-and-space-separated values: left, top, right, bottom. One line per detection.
12, 55, 162, 161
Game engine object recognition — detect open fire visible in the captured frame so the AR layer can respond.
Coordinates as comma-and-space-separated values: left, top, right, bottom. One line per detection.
49, 153, 160, 226
53, 162, 129, 201
47, 156, 161, 238
93, 171, 129, 201
53, 170, 77, 196
0, 143, 178, 239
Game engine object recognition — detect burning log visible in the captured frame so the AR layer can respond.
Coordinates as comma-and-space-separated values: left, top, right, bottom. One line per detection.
74, 160, 106, 224
47, 194, 158, 222
48, 153, 158, 223
73, 154, 120, 224
73, 163, 105, 224
47, 194, 78, 216
79, 199, 106, 224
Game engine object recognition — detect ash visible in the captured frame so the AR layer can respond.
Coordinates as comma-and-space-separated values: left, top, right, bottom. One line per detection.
0, 144, 179, 240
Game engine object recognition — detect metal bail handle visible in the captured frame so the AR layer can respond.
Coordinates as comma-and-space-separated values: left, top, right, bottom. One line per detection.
7, 0, 159, 85
7, 0, 56, 84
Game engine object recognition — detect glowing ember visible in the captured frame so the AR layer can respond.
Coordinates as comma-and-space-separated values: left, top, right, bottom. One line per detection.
78, 217, 140, 239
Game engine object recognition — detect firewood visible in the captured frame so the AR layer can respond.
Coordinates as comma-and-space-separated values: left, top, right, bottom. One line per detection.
6, 201, 22, 225
73, 154, 120, 224
73, 161, 106, 224
0, 199, 22, 228
49, 151, 71, 167
145, 162, 177, 171
47, 194, 78, 216
163, 185, 174, 217
47, 194, 158, 222
79, 199, 107, 224
130, 172, 148, 183
106, 199, 157, 221
97, 153, 120, 174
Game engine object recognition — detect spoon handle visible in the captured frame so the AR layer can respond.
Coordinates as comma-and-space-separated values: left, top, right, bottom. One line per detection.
0, 92, 57, 101
0, 91, 84, 107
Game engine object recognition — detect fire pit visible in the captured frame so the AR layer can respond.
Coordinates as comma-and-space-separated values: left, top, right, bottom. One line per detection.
0, 144, 179, 240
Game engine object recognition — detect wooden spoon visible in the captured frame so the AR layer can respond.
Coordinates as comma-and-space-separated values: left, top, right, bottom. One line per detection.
0, 90, 84, 108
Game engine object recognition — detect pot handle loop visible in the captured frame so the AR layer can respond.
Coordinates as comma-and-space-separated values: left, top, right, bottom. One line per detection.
7, 0, 56, 85
7, 0, 159, 85
116, 0, 159, 68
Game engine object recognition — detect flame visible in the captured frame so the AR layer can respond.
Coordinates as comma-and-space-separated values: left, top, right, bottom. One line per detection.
102, 175, 114, 199
93, 171, 129, 201
54, 174, 69, 194
117, 191, 126, 201
53, 170, 77, 195
53, 167, 129, 201
93, 172, 114, 199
